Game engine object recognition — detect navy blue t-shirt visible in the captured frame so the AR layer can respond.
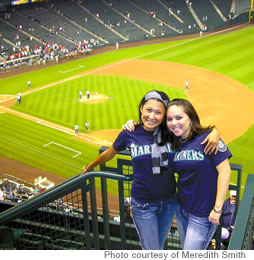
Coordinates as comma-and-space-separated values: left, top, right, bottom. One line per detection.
113, 126, 176, 202
173, 131, 232, 217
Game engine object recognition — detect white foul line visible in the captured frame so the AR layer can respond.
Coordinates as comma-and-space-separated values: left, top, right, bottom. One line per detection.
59, 65, 85, 73
43, 142, 82, 158
37, 120, 74, 135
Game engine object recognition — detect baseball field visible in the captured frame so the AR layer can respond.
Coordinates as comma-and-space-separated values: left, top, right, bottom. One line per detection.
0, 24, 254, 198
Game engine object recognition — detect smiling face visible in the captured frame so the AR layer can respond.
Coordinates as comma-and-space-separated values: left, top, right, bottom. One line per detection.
230, 195, 237, 205
140, 99, 166, 131
166, 105, 192, 139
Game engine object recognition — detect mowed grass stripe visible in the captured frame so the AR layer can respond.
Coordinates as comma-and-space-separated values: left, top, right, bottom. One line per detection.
227, 59, 254, 80
207, 41, 254, 74
0, 116, 53, 147
139, 35, 238, 63
186, 40, 253, 69
240, 70, 254, 92
121, 78, 135, 122
102, 76, 112, 128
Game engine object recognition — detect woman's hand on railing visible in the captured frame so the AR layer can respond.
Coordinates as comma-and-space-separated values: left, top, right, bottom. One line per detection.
81, 166, 87, 175
81, 165, 93, 175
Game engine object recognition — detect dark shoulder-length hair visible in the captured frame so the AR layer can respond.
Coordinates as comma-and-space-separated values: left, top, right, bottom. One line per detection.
166, 98, 214, 150
138, 90, 170, 145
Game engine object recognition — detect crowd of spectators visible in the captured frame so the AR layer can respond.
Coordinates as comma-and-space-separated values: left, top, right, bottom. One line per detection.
0, 6, 94, 69
0, 36, 93, 71
0, 178, 46, 204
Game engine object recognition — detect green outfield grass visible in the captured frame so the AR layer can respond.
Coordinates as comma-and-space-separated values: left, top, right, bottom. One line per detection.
0, 25, 254, 196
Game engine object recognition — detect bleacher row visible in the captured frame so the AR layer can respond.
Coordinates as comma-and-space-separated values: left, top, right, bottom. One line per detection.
0, 0, 251, 63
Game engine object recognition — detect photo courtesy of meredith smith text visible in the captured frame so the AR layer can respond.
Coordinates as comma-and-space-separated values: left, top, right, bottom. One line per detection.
104, 250, 248, 260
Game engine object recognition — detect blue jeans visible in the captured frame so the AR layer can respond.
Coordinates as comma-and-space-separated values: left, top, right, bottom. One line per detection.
176, 204, 217, 250
131, 195, 177, 250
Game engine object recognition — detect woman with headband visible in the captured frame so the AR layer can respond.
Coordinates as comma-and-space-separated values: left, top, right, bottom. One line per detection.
82, 90, 219, 250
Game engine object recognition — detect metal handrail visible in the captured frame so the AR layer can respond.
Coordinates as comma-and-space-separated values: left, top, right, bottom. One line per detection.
0, 171, 133, 225
228, 174, 254, 249
1, 164, 250, 250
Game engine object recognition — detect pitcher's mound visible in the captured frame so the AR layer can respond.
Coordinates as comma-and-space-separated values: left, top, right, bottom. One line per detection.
80, 93, 110, 104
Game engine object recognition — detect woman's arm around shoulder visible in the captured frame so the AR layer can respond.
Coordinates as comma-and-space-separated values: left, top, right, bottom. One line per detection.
201, 127, 220, 155
122, 120, 138, 132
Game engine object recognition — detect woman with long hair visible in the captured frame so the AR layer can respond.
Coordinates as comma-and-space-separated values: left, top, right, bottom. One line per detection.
166, 98, 232, 250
